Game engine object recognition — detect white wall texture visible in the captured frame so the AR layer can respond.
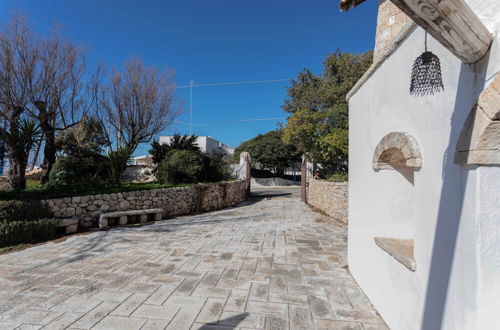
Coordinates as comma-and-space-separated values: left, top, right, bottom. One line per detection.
348, 2, 500, 329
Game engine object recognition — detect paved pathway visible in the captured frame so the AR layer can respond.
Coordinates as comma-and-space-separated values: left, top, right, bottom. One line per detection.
0, 188, 386, 330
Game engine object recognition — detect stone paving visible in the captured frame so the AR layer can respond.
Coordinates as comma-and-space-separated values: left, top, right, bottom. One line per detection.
0, 188, 387, 330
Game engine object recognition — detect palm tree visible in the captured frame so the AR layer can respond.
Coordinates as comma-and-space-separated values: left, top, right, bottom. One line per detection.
339, 0, 367, 11
3, 119, 42, 191
149, 134, 200, 164
167, 134, 200, 152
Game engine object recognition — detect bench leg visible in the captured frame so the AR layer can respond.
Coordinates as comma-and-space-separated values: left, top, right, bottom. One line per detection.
119, 215, 128, 226
98, 217, 108, 229
155, 213, 162, 221
66, 224, 78, 234
140, 214, 148, 223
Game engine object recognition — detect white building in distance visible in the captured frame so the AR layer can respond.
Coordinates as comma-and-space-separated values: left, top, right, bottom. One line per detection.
159, 136, 233, 155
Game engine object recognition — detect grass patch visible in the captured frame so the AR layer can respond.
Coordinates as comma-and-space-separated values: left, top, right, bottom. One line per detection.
325, 173, 348, 182
0, 243, 30, 254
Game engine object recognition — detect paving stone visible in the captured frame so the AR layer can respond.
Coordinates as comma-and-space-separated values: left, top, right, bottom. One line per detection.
192, 287, 231, 300
41, 312, 83, 330
131, 304, 178, 320
166, 305, 204, 329
249, 283, 269, 302
71, 301, 119, 329
289, 305, 313, 330
173, 278, 202, 295
0, 187, 386, 330
2, 310, 63, 325
111, 293, 150, 316
90, 290, 132, 302
196, 298, 226, 324
308, 294, 335, 319
315, 319, 364, 330
269, 292, 308, 305
141, 318, 171, 330
265, 315, 288, 330
164, 295, 206, 308
144, 285, 177, 305
0, 321, 21, 330
51, 297, 101, 313
219, 311, 264, 328
224, 289, 249, 312
361, 321, 390, 330
92, 315, 146, 330
245, 302, 287, 316
191, 324, 234, 330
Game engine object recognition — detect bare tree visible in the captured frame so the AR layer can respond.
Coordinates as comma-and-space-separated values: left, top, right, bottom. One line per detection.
29, 31, 88, 183
100, 58, 179, 153
0, 14, 38, 190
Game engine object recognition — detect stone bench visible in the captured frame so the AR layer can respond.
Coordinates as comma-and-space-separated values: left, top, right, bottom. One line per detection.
57, 216, 79, 234
99, 208, 163, 229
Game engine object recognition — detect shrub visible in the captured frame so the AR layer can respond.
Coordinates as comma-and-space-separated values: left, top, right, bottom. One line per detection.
149, 135, 201, 164
49, 154, 108, 184
326, 172, 348, 182
157, 149, 205, 184
0, 218, 58, 248
0, 200, 52, 222
106, 146, 132, 184
203, 152, 229, 182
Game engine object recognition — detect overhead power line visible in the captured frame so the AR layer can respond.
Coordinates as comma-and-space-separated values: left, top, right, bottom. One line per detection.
176, 78, 291, 89
176, 78, 292, 134
174, 117, 286, 128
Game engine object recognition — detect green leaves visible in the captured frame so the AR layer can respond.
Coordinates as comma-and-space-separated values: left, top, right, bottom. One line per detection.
282, 49, 372, 173
149, 134, 201, 164
56, 116, 110, 157
106, 145, 132, 184
234, 130, 300, 174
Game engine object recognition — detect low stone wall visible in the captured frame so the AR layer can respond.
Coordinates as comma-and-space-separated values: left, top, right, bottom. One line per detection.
307, 178, 348, 224
43, 180, 249, 228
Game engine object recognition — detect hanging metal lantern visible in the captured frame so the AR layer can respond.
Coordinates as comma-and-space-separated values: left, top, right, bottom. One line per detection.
410, 33, 444, 97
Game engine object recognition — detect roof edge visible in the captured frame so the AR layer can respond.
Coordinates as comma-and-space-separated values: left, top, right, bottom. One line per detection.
346, 22, 418, 101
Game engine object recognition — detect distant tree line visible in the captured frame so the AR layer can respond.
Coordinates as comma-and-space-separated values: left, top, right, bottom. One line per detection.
234, 130, 301, 175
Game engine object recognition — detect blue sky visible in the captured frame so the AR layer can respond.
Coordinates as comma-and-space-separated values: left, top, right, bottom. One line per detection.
0, 0, 378, 156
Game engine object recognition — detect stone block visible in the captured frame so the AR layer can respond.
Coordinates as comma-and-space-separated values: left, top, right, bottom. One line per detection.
66, 224, 78, 234
119, 215, 128, 225
99, 217, 108, 229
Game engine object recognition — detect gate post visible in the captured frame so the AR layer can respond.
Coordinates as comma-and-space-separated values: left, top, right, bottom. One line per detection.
239, 152, 252, 197
301, 156, 307, 202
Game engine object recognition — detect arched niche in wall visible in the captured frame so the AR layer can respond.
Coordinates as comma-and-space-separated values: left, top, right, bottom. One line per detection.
372, 132, 421, 271
455, 73, 500, 165
373, 132, 422, 170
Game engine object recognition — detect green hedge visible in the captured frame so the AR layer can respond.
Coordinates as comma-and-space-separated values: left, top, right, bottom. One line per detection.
0, 200, 52, 222
0, 218, 58, 248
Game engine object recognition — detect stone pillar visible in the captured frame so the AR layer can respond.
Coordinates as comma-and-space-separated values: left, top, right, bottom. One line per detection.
239, 152, 252, 196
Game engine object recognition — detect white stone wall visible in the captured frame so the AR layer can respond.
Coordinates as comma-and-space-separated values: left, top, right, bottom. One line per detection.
43, 180, 249, 228
348, 3, 500, 329
307, 179, 348, 224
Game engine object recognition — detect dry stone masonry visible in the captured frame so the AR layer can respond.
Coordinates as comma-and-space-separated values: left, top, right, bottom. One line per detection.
307, 179, 348, 224
374, 0, 412, 62
43, 180, 249, 228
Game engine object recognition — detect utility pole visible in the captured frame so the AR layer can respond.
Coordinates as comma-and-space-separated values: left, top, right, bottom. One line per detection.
189, 80, 194, 135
